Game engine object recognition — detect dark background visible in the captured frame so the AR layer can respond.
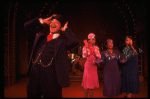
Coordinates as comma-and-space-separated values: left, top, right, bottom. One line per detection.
4, 1, 147, 86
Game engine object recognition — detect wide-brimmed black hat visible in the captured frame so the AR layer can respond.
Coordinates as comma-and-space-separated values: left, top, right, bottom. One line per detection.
52, 15, 67, 27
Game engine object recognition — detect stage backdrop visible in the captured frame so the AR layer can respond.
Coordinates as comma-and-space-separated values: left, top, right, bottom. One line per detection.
4, 1, 147, 85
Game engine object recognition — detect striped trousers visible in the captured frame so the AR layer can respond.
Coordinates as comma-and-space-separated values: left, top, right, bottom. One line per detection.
27, 63, 62, 98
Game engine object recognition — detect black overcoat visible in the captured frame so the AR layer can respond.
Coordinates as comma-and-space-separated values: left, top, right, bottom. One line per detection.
24, 17, 79, 87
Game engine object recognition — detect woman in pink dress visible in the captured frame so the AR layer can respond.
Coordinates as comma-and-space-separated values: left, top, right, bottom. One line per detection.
81, 33, 101, 98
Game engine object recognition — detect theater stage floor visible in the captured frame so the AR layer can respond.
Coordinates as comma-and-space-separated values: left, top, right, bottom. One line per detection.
4, 77, 148, 98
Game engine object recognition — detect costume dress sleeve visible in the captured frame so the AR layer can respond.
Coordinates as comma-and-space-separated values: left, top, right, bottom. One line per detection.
93, 46, 101, 59
82, 46, 88, 58
24, 17, 43, 35
122, 46, 137, 60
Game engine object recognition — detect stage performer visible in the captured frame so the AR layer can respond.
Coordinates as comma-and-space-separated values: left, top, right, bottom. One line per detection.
81, 33, 101, 98
121, 36, 143, 98
24, 14, 79, 98
94, 39, 127, 98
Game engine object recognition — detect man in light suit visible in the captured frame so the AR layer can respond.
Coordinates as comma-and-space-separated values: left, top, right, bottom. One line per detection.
24, 14, 79, 98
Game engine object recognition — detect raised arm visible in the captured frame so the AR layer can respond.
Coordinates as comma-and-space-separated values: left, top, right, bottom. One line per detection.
62, 22, 79, 49
93, 46, 101, 59
122, 46, 138, 60
82, 46, 88, 58
24, 17, 43, 34
24, 14, 57, 34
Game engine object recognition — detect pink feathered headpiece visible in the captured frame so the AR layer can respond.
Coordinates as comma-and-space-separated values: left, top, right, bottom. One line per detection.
88, 33, 95, 40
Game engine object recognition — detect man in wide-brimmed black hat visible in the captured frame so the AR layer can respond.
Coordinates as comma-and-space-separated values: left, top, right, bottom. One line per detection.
24, 14, 79, 98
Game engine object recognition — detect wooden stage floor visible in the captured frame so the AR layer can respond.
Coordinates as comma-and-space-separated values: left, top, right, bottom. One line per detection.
4, 77, 148, 98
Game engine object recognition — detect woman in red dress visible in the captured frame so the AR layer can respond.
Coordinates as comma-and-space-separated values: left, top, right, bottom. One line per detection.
81, 33, 101, 98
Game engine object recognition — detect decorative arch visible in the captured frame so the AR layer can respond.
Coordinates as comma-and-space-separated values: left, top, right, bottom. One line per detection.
38, 2, 137, 46
4, 2, 147, 84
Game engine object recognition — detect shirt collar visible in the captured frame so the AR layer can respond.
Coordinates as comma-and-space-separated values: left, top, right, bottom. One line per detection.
50, 33, 60, 39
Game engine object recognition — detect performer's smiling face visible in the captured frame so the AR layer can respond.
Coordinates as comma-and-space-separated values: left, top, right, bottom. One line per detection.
89, 38, 96, 45
50, 19, 62, 33
125, 38, 132, 46
107, 42, 113, 49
